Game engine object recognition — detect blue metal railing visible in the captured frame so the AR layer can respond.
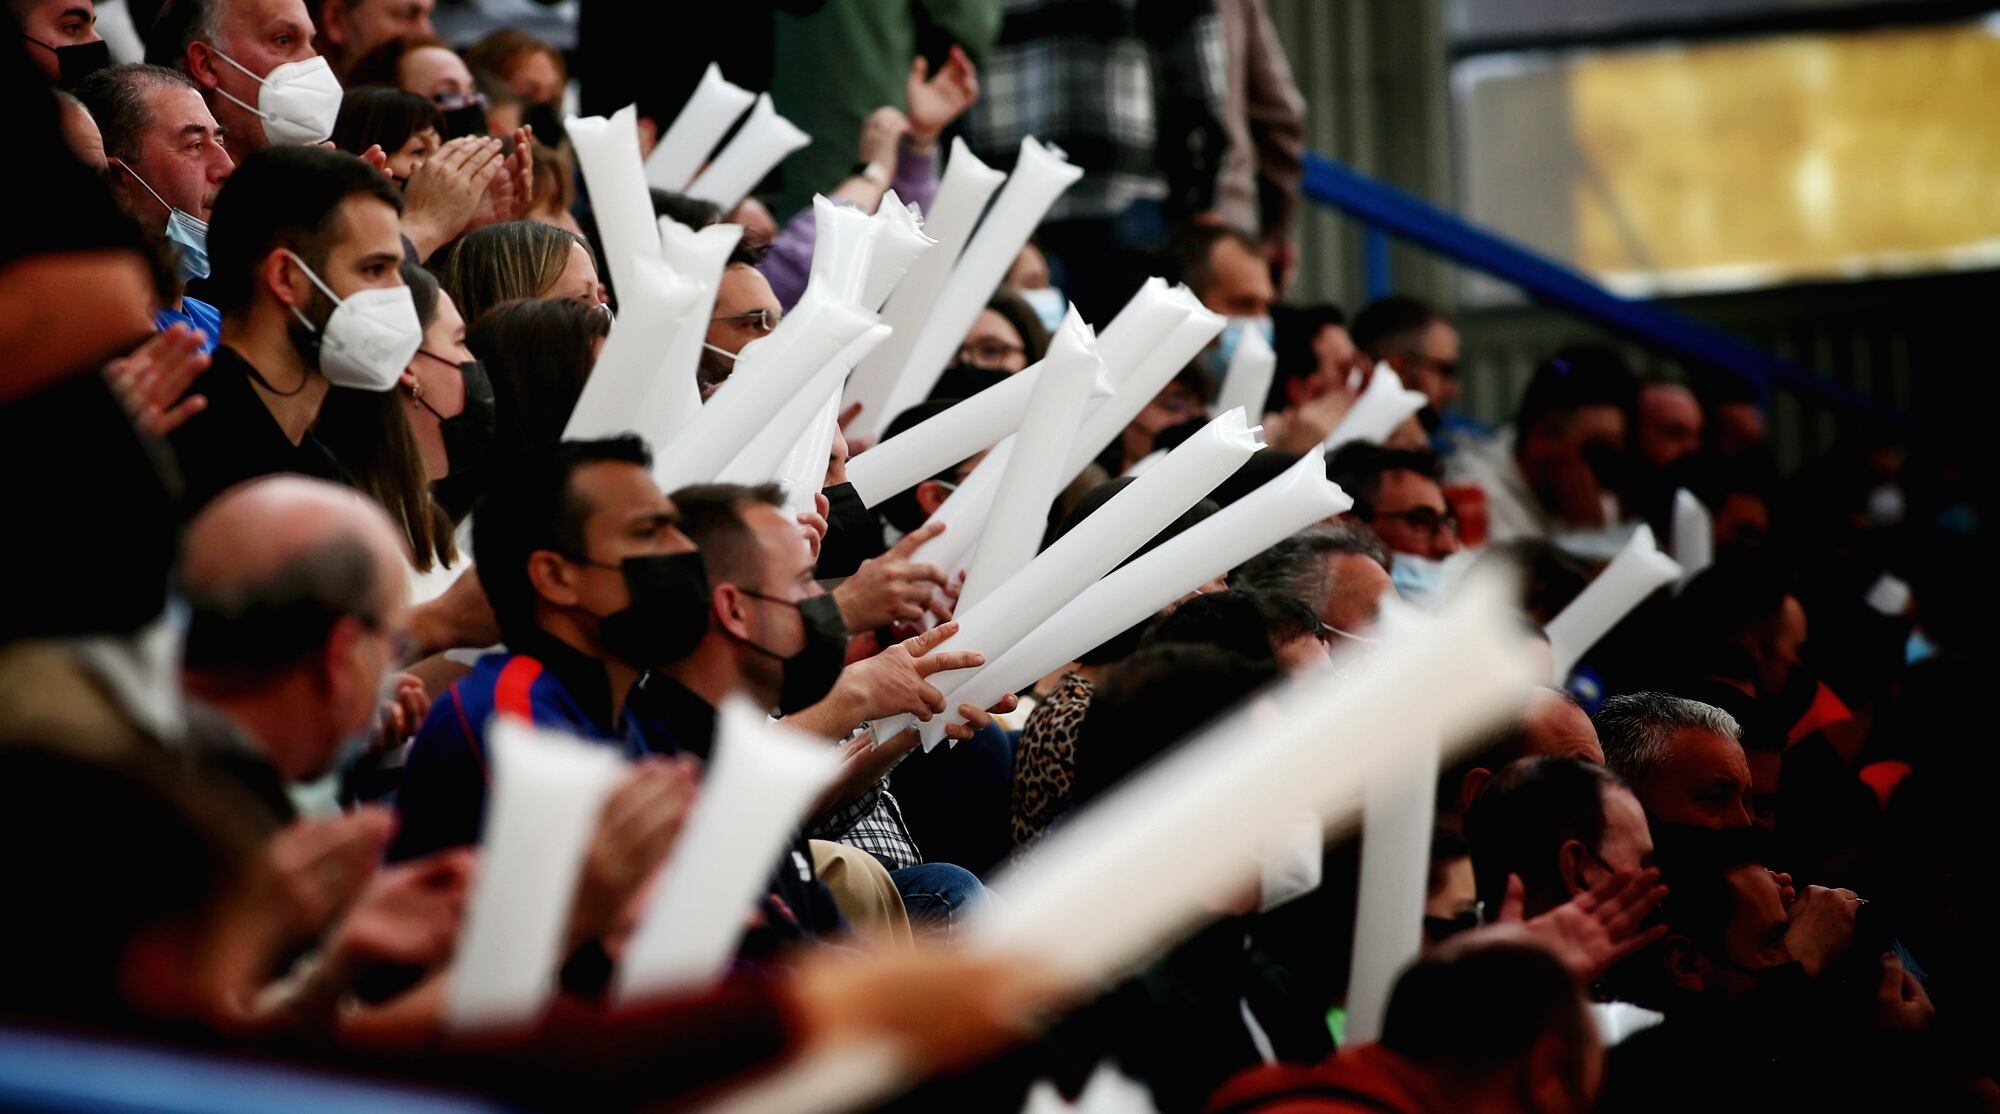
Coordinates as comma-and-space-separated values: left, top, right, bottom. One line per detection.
1301, 152, 1928, 436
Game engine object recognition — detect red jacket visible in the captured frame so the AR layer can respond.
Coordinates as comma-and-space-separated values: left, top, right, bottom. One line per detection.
1204, 1044, 1457, 1114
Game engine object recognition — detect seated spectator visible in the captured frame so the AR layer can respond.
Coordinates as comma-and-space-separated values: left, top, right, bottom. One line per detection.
1143, 588, 1337, 675
466, 296, 608, 466
1141, 589, 1280, 665
77, 63, 233, 350
1207, 935, 1601, 1114
1349, 294, 1476, 449
670, 484, 987, 929
1269, 301, 1367, 411
145, 0, 340, 163
1633, 377, 1703, 477
178, 475, 414, 824
315, 0, 435, 73
437, 219, 605, 325
933, 289, 1052, 401
1442, 687, 1605, 823
1103, 364, 1214, 476
16, 0, 107, 89
1004, 237, 1066, 333
1423, 827, 1480, 947
1447, 343, 1638, 548
340, 34, 483, 133
463, 26, 566, 141
1598, 826, 1973, 1113
316, 260, 487, 572
168, 144, 413, 512
328, 86, 441, 185
1329, 443, 1463, 606
1167, 224, 1274, 381
1232, 523, 1394, 640
1596, 693, 1752, 829
1465, 756, 1654, 921
697, 244, 783, 397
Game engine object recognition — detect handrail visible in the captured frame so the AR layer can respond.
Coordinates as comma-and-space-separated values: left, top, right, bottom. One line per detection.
1300, 152, 1929, 437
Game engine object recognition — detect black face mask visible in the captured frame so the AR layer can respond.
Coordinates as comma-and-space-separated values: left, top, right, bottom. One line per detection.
521, 101, 565, 147
587, 552, 713, 670
27, 35, 110, 90
438, 102, 489, 141
738, 589, 849, 714
814, 481, 884, 579
929, 362, 1011, 403
414, 353, 496, 479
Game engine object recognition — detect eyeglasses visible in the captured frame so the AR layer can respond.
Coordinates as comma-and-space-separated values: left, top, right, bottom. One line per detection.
955, 339, 1025, 368
1371, 506, 1458, 537
352, 610, 419, 665
433, 91, 490, 112
714, 308, 779, 334
1423, 901, 1485, 942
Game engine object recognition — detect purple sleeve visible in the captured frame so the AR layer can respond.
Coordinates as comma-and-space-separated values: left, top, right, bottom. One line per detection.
757, 140, 940, 312
890, 140, 939, 217
758, 206, 818, 312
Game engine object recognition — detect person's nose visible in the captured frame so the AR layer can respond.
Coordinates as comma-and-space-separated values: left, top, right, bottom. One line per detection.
1433, 527, 1460, 558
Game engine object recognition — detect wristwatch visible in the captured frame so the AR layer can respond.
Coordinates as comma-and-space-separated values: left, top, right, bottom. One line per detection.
849, 160, 889, 187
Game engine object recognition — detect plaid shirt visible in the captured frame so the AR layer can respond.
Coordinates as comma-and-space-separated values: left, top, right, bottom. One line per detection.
963, 0, 1228, 224
808, 729, 924, 872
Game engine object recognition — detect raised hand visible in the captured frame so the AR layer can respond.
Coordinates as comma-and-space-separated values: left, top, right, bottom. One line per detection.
568, 757, 700, 948
326, 848, 475, 972
832, 520, 951, 630
374, 670, 431, 752
401, 135, 506, 259
1494, 869, 1669, 981
905, 45, 979, 145
105, 324, 209, 437
266, 807, 399, 939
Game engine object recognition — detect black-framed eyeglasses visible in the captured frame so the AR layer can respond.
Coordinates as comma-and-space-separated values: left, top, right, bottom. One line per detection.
1423, 901, 1485, 942
352, 610, 418, 664
956, 339, 1025, 367
714, 308, 779, 334
1372, 506, 1458, 536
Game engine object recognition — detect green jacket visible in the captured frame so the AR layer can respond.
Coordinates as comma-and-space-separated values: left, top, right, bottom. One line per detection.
769, 0, 1000, 219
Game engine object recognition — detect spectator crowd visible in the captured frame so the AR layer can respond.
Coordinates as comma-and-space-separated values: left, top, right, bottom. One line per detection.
0, 0, 1991, 1111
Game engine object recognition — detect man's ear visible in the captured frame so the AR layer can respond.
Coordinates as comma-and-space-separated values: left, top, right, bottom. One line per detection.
263, 250, 306, 311
711, 582, 755, 643
914, 480, 949, 518
1557, 837, 1589, 897
1665, 934, 1708, 994
527, 550, 581, 609
1459, 765, 1492, 815
184, 40, 222, 91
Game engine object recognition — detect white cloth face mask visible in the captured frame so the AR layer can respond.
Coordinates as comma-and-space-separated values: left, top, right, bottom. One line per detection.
212, 50, 343, 145
283, 250, 423, 391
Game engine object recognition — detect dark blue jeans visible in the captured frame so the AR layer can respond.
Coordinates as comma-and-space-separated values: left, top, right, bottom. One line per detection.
889, 862, 988, 940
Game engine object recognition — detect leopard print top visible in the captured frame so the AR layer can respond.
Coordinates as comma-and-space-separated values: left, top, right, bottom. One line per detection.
1009, 671, 1095, 849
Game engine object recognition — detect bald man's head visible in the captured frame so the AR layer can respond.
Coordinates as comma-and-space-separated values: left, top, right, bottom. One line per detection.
181, 477, 411, 780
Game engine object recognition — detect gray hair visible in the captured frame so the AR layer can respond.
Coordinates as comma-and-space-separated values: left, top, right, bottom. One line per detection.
1231, 522, 1390, 611
1595, 692, 1742, 788
73, 64, 200, 163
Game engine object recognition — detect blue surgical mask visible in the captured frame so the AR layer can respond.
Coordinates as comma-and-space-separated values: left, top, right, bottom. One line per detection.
113, 160, 211, 281
1390, 552, 1457, 609
1204, 314, 1275, 376
1017, 285, 1067, 335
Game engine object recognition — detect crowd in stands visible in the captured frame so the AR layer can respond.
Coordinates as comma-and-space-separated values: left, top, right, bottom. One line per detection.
1, 0, 1992, 1111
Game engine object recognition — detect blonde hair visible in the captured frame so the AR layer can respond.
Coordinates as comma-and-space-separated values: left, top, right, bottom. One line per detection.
436, 220, 586, 325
